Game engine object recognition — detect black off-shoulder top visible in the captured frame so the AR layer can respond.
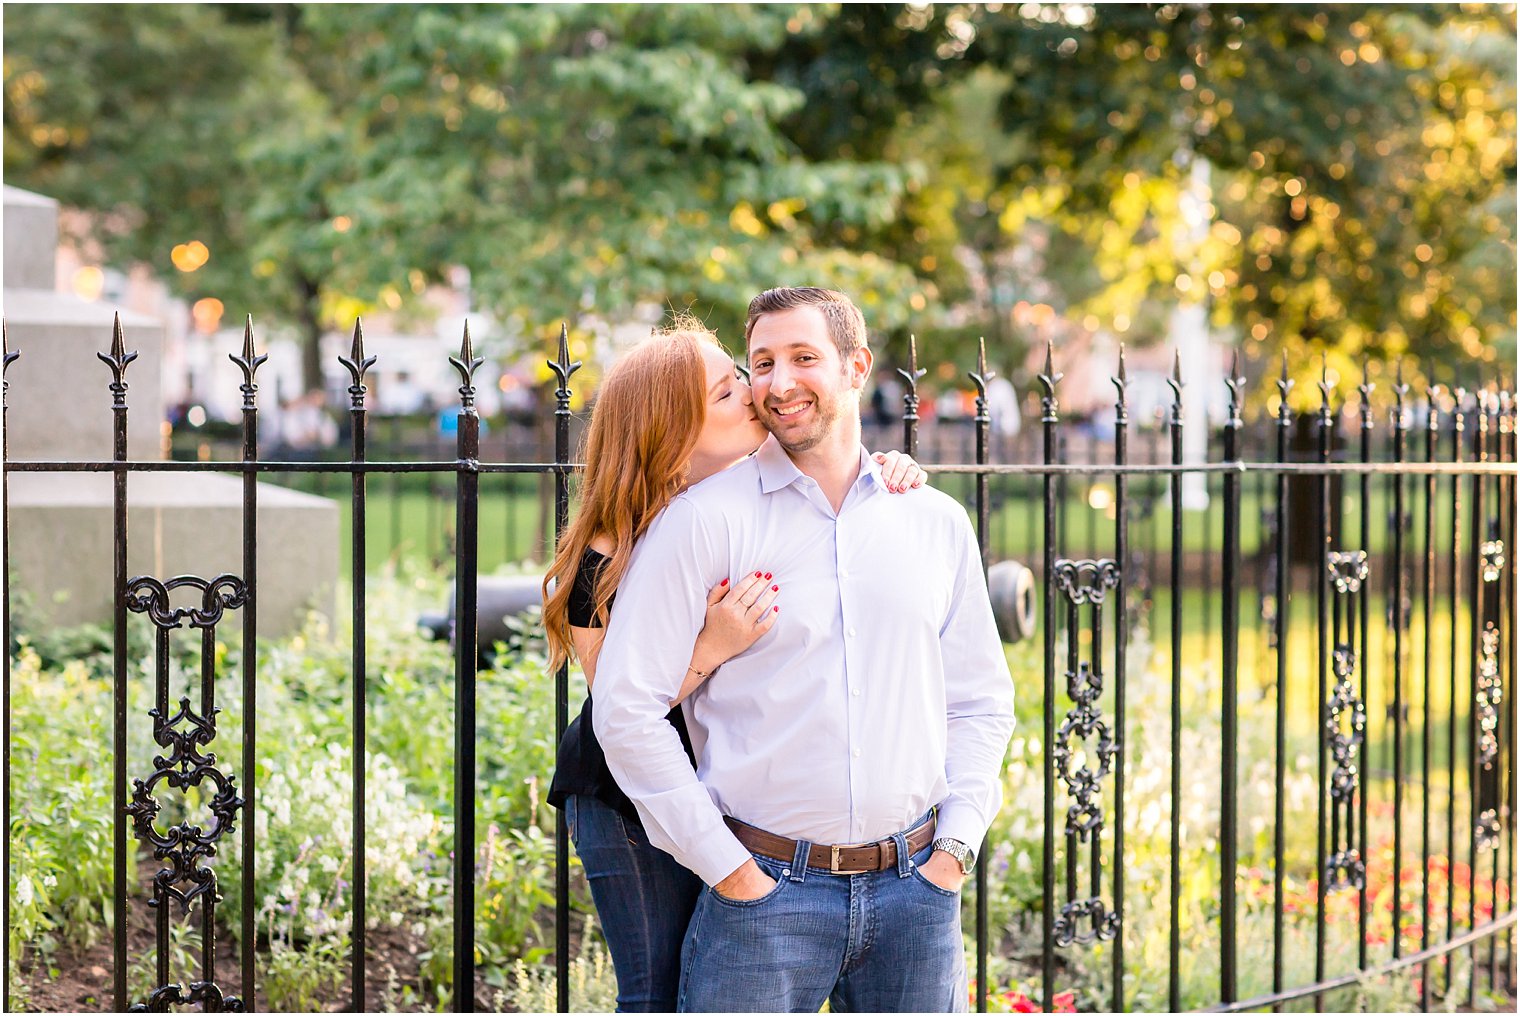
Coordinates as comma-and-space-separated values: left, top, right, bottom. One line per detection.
546, 546, 696, 824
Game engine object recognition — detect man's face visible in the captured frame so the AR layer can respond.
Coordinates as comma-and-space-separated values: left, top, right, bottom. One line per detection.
747, 306, 870, 453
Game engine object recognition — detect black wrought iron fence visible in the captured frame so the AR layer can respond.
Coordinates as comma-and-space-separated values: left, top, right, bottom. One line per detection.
2, 315, 1514, 1013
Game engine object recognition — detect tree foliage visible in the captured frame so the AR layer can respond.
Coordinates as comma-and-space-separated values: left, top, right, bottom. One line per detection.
4, 4, 1514, 394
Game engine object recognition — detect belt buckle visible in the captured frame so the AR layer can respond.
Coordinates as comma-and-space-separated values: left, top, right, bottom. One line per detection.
829, 843, 871, 875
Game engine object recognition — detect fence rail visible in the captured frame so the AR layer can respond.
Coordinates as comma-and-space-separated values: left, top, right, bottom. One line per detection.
3, 315, 1515, 1012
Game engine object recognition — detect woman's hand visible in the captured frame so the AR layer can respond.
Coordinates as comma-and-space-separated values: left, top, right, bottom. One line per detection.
872, 450, 927, 494
675, 573, 780, 703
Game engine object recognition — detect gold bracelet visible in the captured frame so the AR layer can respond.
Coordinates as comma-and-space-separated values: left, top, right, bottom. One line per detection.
687, 664, 714, 680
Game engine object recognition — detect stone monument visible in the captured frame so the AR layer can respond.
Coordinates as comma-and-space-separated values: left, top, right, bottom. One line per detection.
3, 185, 337, 635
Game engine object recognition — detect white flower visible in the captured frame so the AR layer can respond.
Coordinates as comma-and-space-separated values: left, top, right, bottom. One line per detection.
15, 875, 33, 907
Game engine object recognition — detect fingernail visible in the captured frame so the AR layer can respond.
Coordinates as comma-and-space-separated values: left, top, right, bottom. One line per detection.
764, 572, 772, 579
773, 606, 780, 612
772, 585, 778, 591
721, 578, 729, 586
755, 571, 762, 577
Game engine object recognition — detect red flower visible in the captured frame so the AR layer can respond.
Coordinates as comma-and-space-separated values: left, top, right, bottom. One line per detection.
1052, 990, 1078, 1013
1009, 992, 1040, 1013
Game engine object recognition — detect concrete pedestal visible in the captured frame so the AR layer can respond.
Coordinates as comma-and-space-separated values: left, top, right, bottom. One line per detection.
3, 183, 339, 637
7, 473, 338, 635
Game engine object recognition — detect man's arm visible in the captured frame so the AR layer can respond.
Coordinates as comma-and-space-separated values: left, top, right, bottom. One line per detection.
934, 517, 1018, 854
590, 498, 755, 888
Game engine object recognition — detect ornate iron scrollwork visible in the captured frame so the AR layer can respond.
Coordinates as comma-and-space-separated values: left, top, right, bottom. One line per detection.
1323, 551, 1368, 892
123, 574, 247, 1012
1051, 558, 1122, 948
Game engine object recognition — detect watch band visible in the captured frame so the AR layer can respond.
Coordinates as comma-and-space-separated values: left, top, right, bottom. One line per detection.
932, 836, 975, 875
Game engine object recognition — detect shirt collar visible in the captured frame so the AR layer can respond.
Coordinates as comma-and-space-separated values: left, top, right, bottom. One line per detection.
755, 434, 885, 497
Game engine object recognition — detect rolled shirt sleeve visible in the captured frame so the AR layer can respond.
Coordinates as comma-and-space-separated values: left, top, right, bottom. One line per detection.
590, 498, 754, 887
933, 517, 1018, 852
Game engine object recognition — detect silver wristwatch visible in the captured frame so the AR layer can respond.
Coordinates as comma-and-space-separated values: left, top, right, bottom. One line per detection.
932, 837, 975, 875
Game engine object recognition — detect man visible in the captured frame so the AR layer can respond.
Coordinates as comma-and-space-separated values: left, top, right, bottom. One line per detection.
593, 287, 1015, 1013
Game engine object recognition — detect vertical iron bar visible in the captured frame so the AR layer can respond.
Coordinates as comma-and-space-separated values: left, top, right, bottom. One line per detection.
155, 625, 171, 993
450, 327, 483, 1012
1391, 368, 1409, 964
1504, 391, 1517, 993
231, 317, 264, 1011
1038, 342, 1061, 1012
390, 415, 401, 557
1502, 391, 1517, 993
547, 325, 580, 1014
1220, 355, 1243, 1005
1420, 388, 1439, 1010
1447, 389, 1465, 994
1167, 351, 1184, 1013
1356, 367, 1373, 974
1111, 348, 1129, 1012
340, 322, 375, 1011
1467, 392, 1488, 1006
970, 340, 993, 1014
1272, 356, 1293, 1006
99, 314, 136, 1010
1314, 358, 1332, 1012
2, 325, 16, 1010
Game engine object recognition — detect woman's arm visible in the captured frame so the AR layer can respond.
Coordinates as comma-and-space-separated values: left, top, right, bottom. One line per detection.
581, 571, 779, 699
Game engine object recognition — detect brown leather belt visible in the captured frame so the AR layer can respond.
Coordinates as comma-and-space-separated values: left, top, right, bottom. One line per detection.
723, 813, 936, 875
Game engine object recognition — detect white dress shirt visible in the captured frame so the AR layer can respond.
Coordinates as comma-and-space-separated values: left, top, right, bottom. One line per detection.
593, 436, 1016, 887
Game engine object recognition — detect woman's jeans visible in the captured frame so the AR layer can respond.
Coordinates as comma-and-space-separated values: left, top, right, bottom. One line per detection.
565, 794, 702, 1013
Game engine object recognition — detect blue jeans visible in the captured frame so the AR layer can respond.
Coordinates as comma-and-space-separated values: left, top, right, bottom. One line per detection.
565, 794, 702, 1013
677, 820, 967, 1013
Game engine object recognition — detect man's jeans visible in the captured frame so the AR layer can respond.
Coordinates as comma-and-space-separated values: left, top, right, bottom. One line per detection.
677, 820, 968, 1013
566, 794, 702, 1012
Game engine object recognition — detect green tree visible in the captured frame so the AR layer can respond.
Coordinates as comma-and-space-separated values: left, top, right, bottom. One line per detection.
4, 4, 938, 388
969, 3, 1516, 394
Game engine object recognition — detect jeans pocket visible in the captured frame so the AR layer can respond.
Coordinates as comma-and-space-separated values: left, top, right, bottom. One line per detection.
909, 865, 962, 899
708, 857, 787, 908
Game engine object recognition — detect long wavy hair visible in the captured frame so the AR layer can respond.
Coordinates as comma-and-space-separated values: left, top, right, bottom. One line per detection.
542, 326, 714, 672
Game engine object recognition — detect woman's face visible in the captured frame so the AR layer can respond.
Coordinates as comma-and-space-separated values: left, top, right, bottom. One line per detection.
687, 341, 766, 481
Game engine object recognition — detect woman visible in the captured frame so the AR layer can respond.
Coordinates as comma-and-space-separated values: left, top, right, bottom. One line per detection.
543, 321, 923, 1012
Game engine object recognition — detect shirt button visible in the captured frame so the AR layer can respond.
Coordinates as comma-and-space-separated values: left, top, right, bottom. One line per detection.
851, 687, 861, 697
848, 627, 857, 637
853, 748, 862, 758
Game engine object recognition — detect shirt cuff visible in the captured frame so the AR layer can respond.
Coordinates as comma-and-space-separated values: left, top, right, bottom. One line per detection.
684, 829, 756, 889
933, 801, 991, 855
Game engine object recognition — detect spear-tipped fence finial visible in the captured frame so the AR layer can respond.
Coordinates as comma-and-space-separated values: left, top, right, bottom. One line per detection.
897, 334, 928, 412
1110, 342, 1129, 422
1317, 351, 1334, 419
1358, 356, 1375, 429
229, 315, 268, 410
1164, 346, 1184, 423
1276, 350, 1294, 423
1225, 347, 1245, 427
338, 318, 378, 410
2, 320, 17, 407
449, 320, 486, 411
1037, 338, 1064, 423
97, 312, 140, 409
968, 336, 995, 423
546, 322, 583, 414
1391, 359, 1409, 430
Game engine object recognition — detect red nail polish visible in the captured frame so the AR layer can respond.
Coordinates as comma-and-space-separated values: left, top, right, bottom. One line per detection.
755, 571, 762, 577
773, 605, 780, 612
721, 578, 729, 586
764, 572, 772, 579
772, 585, 778, 591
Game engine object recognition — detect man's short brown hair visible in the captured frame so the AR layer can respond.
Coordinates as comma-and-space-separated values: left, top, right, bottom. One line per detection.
744, 287, 869, 359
